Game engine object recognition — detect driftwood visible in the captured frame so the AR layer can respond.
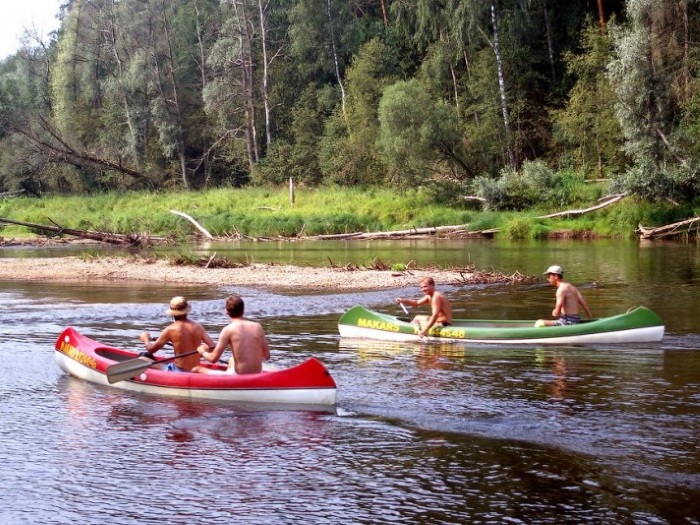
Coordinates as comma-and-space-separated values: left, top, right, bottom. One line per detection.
537, 193, 628, 219
306, 224, 471, 240
638, 217, 700, 239
308, 193, 626, 240
0, 216, 163, 247
0, 190, 26, 199
170, 210, 213, 239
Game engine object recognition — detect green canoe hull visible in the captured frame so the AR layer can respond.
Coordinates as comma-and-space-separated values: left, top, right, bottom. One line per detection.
337, 306, 665, 344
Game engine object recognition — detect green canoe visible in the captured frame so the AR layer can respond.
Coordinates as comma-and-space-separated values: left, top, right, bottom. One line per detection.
337, 305, 665, 345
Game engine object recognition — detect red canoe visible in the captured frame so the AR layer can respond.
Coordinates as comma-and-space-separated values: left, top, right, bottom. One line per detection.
55, 327, 337, 405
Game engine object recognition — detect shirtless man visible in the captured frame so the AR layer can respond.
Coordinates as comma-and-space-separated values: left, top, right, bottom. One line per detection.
536, 265, 593, 327
193, 295, 270, 375
396, 277, 453, 338
139, 296, 215, 372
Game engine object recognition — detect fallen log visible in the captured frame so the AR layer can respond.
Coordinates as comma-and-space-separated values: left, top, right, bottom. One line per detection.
0, 216, 164, 247
537, 193, 628, 219
170, 210, 213, 239
0, 189, 26, 199
306, 224, 471, 240
638, 217, 700, 239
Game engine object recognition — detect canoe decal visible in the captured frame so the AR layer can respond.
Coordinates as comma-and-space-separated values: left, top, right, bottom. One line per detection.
433, 327, 466, 338
57, 340, 97, 370
357, 318, 401, 332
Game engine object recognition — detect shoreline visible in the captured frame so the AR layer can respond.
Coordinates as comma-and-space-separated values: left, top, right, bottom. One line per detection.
0, 256, 528, 292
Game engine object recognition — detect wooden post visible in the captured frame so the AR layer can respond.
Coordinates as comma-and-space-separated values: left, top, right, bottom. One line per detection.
289, 177, 295, 205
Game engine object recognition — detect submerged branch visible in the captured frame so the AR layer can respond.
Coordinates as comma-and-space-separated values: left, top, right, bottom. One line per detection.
0, 216, 164, 247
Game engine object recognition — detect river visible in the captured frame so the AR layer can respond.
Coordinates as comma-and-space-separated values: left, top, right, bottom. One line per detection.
1, 238, 698, 524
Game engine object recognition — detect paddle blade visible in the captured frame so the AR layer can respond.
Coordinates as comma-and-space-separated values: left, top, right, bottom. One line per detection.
106, 357, 155, 384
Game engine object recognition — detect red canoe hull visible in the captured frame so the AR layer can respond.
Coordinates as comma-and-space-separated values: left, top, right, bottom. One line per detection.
55, 327, 337, 405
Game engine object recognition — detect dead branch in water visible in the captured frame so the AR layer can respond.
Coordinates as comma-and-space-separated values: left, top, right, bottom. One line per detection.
170, 210, 213, 239
638, 217, 700, 239
307, 224, 471, 240
0, 216, 164, 247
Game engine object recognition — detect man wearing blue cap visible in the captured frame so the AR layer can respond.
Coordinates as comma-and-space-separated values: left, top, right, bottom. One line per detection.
535, 265, 593, 327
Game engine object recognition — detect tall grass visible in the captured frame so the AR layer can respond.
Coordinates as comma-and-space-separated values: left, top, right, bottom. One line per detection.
0, 187, 472, 238
0, 186, 694, 239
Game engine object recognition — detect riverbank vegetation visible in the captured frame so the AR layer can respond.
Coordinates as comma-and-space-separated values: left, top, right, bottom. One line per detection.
1, 185, 696, 241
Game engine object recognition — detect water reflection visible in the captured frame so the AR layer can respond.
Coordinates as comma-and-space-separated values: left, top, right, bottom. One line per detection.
2, 238, 700, 523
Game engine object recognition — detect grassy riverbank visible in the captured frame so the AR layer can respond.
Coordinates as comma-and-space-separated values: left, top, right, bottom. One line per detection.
0, 186, 694, 240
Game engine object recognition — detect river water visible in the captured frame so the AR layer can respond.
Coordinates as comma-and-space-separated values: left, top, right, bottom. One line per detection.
1, 238, 699, 524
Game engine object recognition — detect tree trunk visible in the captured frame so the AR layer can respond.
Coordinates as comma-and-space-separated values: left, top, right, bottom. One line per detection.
232, 1, 258, 170
193, 0, 211, 184
158, 0, 189, 189
258, 0, 272, 149
490, 1, 516, 171
541, 0, 556, 81
596, 0, 606, 31
379, 0, 388, 27
106, 0, 142, 170
0, 217, 163, 246
327, 0, 347, 121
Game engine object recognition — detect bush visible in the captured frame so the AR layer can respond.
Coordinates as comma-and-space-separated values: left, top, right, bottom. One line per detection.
472, 160, 602, 211
502, 217, 532, 239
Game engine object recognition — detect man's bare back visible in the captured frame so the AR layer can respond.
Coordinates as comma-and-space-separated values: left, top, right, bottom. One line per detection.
219, 318, 270, 374
554, 282, 589, 317
536, 266, 592, 327
195, 295, 271, 375
140, 297, 214, 371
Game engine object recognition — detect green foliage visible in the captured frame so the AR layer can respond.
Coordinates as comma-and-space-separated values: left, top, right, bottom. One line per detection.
4, 0, 700, 211
460, 48, 508, 178
501, 217, 532, 240
606, 0, 700, 200
472, 160, 604, 211
376, 79, 434, 186
600, 197, 693, 238
472, 160, 551, 211
552, 17, 627, 177
264, 84, 336, 186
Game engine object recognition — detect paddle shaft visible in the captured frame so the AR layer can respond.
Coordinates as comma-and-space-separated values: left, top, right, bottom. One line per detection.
399, 302, 410, 316
152, 337, 227, 363
153, 337, 228, 365
106, 349, 200, 384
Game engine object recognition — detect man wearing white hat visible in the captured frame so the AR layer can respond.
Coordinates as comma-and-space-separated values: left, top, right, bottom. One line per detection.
535, 265, 593, 327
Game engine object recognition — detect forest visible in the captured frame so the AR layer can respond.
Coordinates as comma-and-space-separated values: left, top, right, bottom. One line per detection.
0, 0, 698, 212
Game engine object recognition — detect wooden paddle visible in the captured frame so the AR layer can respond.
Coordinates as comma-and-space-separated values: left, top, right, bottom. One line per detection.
106, 350, 200, 384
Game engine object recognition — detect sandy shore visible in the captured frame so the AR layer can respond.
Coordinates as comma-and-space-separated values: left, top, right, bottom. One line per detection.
0, 256, 502, 291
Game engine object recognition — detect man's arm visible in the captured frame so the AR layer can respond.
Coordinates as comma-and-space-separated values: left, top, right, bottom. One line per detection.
140, 328, 170, 353
552, 288, 565, 317
419, 296, 443, 336
201, 327, 216, 348
261, 330, 270, 361
397, 294, 430, 307
199, 326, 229, 363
